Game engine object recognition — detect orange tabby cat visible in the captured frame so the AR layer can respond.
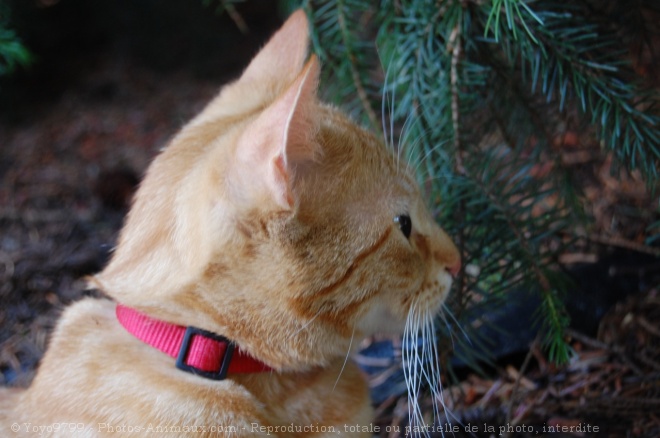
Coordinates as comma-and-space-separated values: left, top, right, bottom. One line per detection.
0, 10, 459, 437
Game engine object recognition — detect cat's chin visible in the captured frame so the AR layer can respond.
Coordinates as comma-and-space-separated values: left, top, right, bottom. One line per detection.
357, 302, 407, 335
358, 278, 452, 336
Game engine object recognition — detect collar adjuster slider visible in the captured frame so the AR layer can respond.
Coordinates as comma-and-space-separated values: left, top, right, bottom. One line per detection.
176, 326, 235, 381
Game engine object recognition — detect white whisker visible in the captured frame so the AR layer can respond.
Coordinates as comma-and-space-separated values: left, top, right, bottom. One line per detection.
286, 309, 322, 340
436, 311, 457, 350
396, 109, 417, 174
401, 104, 437, 169
412, 140, 450, 177
381, 53, 392, 151
404, 300, 427, 437
442, 303, 471, 344
390, 79, 397, 172
402, 301, 465, 437
405, 125, 434, 172
333, 324, 356, 391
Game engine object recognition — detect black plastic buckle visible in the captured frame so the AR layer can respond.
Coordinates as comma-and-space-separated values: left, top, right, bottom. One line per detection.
175, 326, 235, 381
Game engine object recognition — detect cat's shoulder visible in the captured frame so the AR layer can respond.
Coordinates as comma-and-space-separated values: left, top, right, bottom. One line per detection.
48, 297, 116, 339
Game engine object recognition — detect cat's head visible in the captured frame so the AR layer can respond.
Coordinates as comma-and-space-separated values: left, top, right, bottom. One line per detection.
93, 10, 460, 370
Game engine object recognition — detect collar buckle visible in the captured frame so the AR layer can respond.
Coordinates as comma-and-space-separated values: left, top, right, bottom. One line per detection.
175, 326, 235, 380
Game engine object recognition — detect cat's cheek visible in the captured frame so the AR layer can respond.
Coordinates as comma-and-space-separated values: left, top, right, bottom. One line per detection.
356, 301, 407, 334
429, 270, 453, 312
409, 268, 453, 314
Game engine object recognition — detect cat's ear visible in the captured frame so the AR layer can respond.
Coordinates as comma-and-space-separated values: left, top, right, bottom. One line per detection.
234, 56, 320, 211
189, 10, 310, 126
240, 10, 310, 88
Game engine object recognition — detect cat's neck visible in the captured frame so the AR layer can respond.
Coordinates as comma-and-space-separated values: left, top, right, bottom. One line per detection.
118, 280, 359, 372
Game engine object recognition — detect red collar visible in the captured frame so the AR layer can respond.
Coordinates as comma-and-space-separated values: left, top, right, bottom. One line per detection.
116, 304, 271, 380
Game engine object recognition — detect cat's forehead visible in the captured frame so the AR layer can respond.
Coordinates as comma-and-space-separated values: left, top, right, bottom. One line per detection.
323, 108, 417, 181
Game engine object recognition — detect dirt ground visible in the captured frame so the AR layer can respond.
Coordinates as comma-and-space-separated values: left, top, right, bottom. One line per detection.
1, 1, 659, 437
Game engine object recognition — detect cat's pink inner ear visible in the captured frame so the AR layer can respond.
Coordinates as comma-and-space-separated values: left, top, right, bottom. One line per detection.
237, 57, 320, 210
240, 10, 310, 87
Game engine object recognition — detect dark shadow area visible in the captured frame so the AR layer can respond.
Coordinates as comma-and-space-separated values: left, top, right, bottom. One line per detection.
1, 0, 281, 123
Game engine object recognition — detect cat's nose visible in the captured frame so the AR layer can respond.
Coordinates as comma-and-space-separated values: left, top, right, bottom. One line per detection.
432, 228, 461, 278
446, 259, 461, 278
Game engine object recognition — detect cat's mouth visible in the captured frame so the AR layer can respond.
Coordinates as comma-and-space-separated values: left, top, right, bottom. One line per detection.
433, 269, 454, 308
357, 272, 452, 336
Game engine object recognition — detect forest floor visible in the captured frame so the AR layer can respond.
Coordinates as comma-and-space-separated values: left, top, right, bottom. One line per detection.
1, 11, 659, 438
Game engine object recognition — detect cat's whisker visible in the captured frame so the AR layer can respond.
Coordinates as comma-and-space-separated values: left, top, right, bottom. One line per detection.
286, 309, 322, 340
403, 301, 430, 437
381, 55, 392, 152
421, 312, 441, 434
426, 313, 450, 435
436, 310, 457, 351
381, 64, 445, 182
385, 73, 400, 174
430, 307, 467, 435
412, 140, 450, 178
441, 303, 471, 344
380, 53, 402, 168
434, 372, 465, 436
390, 80, 397, 174
403, 124, 437, 176
396, 109, 417, 174
332, 324, 356, 392
398, 106, 423, 154
380, 58, 411, 176
401, 105, 435, 167
401, 301, 459, 438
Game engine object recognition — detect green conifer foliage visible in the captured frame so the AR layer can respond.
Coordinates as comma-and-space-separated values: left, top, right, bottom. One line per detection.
280, 0, 659, 369
0, 3, 31, 77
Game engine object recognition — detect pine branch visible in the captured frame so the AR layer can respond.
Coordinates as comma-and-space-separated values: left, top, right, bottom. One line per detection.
335, 0, 379, 129
0, 4, 32, 77
303, 0, 381, 125
481, 0, 660, 183
648, 208, 660, 245
298, 0, 656, 374
201, 0, 249, 33
449, 17, 465, 173
434, 145, 575, 365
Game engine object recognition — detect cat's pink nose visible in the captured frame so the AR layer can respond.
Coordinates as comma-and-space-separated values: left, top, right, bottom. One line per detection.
446, 259, 461, 278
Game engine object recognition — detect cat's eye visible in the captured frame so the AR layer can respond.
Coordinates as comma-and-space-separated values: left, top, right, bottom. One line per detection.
394, 215, 412, 239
